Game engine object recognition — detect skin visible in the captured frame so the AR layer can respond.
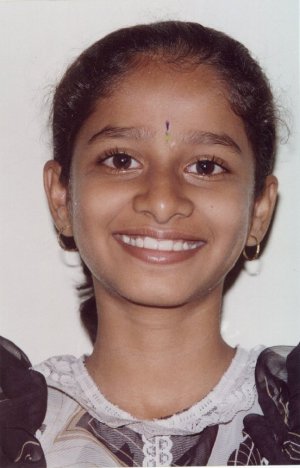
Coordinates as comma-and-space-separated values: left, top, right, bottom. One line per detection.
44, 63, 278, 419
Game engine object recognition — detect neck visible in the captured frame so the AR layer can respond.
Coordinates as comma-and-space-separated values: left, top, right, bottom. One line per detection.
85, 284, 234, 419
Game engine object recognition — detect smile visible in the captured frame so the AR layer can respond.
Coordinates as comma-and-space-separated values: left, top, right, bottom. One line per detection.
118, 235, 202, 252
114, 231, 205, 265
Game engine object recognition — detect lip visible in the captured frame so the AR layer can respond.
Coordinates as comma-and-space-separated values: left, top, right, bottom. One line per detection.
113, 228, 206, 265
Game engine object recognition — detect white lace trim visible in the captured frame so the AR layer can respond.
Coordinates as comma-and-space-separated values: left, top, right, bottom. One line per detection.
35, 346, 262, 438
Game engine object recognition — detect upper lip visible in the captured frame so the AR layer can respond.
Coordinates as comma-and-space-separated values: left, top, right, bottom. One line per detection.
113, 227, 203, 242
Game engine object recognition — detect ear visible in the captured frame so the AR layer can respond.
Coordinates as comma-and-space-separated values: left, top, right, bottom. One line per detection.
43, 160, 73, 237
246, 175, 278, 246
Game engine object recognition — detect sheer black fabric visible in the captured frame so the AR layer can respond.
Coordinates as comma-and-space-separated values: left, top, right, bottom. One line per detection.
0, 337, 47, 467
228, 343, 300, 465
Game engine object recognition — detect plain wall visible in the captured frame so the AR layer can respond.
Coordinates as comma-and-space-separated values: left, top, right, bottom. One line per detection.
0, 0, 299, 365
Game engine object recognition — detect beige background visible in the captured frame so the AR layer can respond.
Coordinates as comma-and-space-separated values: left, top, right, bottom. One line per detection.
0, 0, 299, 364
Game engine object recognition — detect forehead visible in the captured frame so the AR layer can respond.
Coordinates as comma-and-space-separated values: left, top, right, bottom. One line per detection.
76, 62, 251, 155
106, 62, 228, 111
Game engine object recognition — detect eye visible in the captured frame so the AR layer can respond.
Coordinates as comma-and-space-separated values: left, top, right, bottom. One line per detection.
185, 158, 227, 176
101, 151, 141, 171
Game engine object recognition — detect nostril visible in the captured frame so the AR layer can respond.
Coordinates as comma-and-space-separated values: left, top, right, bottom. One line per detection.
132, 185, 194, 223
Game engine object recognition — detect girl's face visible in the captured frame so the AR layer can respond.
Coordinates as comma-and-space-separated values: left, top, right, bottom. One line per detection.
46, 63, 277, 308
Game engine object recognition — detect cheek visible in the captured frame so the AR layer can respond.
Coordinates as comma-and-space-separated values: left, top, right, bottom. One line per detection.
69, 177, 132, 246
208, 185, 254, 252
198, 179, 253, 245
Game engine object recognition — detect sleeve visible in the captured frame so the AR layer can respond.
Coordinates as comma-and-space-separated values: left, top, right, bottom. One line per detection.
0, 336, 47, 467
228, 343, 300, 465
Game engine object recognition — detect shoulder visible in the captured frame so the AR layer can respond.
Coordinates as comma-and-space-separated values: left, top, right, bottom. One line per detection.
33, 355, 132, 467
33, 355, 90, 460
33, 354, 114, 429
34, 354, 79, 388
34, 354, 92, 415
253, 343, 299, 415
227, 343, 300, 466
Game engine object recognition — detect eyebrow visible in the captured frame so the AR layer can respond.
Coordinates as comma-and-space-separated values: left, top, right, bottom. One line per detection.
88, 125, 242, 154
88, 126, 154, 143
182, 130, 242, 154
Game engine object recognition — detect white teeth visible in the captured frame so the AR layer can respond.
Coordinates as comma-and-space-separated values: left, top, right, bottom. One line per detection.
144, 236, 158, 250
119, 235, 201, 252
123, 235, 130, 244
158, 239, 173, 251
173, 241, 182, 251
136, 237, 144, 248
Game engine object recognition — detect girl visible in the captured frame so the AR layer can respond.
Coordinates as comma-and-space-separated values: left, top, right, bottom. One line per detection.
1, 21, 299, 467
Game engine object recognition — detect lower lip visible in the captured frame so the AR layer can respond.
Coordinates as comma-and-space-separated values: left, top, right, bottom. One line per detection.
115, 237, 205, 265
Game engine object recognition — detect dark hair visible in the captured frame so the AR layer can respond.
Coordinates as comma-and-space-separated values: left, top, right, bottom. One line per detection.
51, 21, 278, 343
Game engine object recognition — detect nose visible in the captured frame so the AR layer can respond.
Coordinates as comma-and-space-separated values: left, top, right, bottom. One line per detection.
132, 170, 194, 224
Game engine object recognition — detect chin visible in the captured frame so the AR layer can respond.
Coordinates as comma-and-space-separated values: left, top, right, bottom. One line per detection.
118, 285, 193, 309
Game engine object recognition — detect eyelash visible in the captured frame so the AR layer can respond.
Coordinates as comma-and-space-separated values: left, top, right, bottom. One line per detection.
97, 149, 228, 178
185, 156, 229, 177
98, 148, 141, 172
